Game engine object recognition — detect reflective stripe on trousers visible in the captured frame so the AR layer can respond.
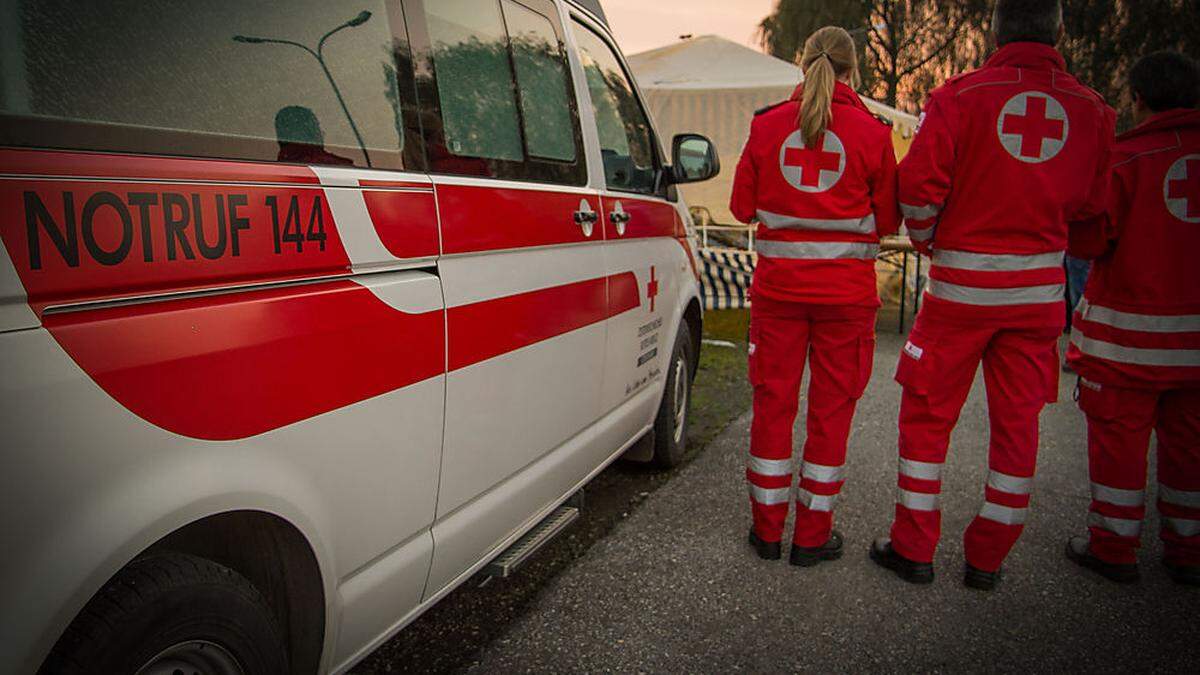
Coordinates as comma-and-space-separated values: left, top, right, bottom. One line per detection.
1089, 511, 1142, 537
749, 484, 790, 505
748, 456, 792, 477
756, 209, 877, 234
756, 239, 879, 260
1092, 482, 1145, 508
802, 462, 846, 483
1071, 328, 1200, 368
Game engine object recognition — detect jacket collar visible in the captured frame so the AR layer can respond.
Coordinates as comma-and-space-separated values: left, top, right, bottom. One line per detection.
1120, 108, 1200, 142
985, 42, 1067, 72
789, 81, 871, 114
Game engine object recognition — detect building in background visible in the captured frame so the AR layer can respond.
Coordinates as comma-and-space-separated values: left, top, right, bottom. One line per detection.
629, 35, 916, 225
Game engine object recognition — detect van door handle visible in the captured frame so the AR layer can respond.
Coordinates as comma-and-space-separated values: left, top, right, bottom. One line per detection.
609, 201, 630, 236
574, 199, 598, 237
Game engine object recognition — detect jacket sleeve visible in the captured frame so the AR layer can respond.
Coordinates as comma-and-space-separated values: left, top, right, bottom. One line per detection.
1066, 105, 1118, 259
897, 91, 958, 254
871, 135, 901, 238
1068, 159, 1126, 260
729, 123, 759, 225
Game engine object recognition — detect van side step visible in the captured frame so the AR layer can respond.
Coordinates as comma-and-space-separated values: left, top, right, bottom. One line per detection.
484, 505, 579, 578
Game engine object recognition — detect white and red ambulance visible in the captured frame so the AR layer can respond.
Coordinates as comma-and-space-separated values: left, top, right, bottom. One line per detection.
0, 1, 717, 671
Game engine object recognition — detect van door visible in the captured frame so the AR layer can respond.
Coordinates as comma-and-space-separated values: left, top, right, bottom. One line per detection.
402, 0, 608, 593
570, 18, 693, 440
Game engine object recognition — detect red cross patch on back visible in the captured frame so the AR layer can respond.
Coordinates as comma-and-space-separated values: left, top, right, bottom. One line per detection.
1165, 154, 1200, 223
996, 92, 1069, 163
777, 129, 846, 193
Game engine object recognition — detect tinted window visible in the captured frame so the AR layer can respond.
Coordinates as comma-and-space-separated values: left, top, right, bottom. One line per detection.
426, 0, 524, 162
505, 0, 576, 162
407, 0, 586, 185
572, 23, 657, 194
0, 0, 420, 170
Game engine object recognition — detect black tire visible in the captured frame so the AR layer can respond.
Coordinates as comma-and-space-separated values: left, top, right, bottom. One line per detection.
651, 321, 695, 469
41, 553, 288, 675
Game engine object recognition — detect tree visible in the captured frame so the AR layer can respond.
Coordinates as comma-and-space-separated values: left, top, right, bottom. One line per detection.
758, 0, 1199, 121
759, 0, 990, 112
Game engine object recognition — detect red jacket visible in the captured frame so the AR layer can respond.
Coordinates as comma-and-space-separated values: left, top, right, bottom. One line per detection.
899, 43, 1115, 327
1067, 108, 1200, 388
730, 81, 900, 306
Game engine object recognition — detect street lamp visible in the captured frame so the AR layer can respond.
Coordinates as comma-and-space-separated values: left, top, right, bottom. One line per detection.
234, 10, 374, 167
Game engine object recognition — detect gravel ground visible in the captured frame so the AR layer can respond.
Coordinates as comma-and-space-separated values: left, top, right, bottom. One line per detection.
454, 331, 1199, 673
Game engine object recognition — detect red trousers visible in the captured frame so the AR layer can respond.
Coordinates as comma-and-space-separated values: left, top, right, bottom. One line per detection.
889, 309, 1060, 572
1078, 381, 1200, 566
747, 297, 875, 547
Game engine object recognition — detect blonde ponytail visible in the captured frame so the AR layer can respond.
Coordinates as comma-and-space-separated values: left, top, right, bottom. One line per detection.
798, 26, 858, 149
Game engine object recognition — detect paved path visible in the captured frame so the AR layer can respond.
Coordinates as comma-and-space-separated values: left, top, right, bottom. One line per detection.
466, 332, 1198, 673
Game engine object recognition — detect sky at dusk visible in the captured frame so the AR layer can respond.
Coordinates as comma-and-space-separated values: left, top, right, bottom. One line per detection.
602, 0, 778, 55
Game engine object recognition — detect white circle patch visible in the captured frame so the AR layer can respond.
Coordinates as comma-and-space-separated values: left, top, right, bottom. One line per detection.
996, 92, 1069, 163
1165, 154, 1200, 223
778, 129, 846, 193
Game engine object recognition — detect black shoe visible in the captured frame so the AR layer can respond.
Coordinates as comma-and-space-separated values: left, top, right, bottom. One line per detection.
748, 529, 782, 560
869, 538, 934, 584
964, 563, 1001, 591
790, 530, 844, 567
1164, 560, 1200, 587
1065, 536, 1139, 583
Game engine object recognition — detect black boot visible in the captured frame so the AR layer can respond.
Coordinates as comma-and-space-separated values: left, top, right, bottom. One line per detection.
964, 563, 1002, 591
869, 538, 934, 584
1164, 560, 1200, 587
790, 530, 844, 567
748, 529, 782, 560
1065, 536, 1139, 583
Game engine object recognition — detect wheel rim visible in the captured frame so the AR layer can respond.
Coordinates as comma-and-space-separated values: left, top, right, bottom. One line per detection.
135, 640, 245, 675
672, 354, 688, 445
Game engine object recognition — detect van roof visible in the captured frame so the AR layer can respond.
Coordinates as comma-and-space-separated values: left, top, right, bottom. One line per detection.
566, 0, 608, 27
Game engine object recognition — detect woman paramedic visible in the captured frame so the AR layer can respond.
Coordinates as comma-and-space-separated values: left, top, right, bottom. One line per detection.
731, 26, 900, 566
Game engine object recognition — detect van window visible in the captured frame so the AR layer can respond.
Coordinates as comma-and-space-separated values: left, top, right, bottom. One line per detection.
425, 0, 524, 162
504, 0, 576, 162
0, 0, 420, 171
407, 0, 586, 185
572, 23, 658, 194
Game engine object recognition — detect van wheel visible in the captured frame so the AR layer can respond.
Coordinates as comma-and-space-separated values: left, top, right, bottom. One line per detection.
41, 553, 288, 675
651, 322, 694, 469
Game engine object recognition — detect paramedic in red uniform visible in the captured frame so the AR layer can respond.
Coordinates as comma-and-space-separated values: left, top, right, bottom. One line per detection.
731, 27, 899, 566
869, 0, 1115, 590
1064, 52, 1200, 587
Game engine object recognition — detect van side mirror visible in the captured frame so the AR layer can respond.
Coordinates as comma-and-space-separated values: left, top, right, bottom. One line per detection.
668, 134, 719, 184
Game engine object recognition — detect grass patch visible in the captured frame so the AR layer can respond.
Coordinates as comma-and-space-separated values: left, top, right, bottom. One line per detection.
687, 309, 753, 450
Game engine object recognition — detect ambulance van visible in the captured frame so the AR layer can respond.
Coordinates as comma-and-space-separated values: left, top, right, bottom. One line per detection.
0, 0, 718, 671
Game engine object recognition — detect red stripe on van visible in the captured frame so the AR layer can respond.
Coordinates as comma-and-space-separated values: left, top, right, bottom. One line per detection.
44, 280, 444, 441
1, 175, 352, 312
447, 272, 640, 371
362, 188, 441, 259
437, 184, 598, 254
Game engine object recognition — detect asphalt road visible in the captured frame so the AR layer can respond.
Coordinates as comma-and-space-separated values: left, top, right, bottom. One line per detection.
453, 331, 1199, 673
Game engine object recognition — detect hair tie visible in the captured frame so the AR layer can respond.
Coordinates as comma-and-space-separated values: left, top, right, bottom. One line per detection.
815, 50, 831, 61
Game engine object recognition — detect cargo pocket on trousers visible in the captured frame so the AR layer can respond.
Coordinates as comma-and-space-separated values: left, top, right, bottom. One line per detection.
894, 331, 937, 396
1076, 377, 1116, 422
748, 321, 764, 387
1042, 341, 1061, 404
851, 335, 876, 399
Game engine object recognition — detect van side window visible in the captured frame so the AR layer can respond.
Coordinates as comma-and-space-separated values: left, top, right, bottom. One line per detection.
406, 0, 586, 185
572, 23, 658, 194
0, 1, 422, 171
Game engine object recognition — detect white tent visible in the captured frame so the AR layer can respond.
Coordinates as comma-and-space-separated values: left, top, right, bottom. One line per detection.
629, 35, 918, 225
